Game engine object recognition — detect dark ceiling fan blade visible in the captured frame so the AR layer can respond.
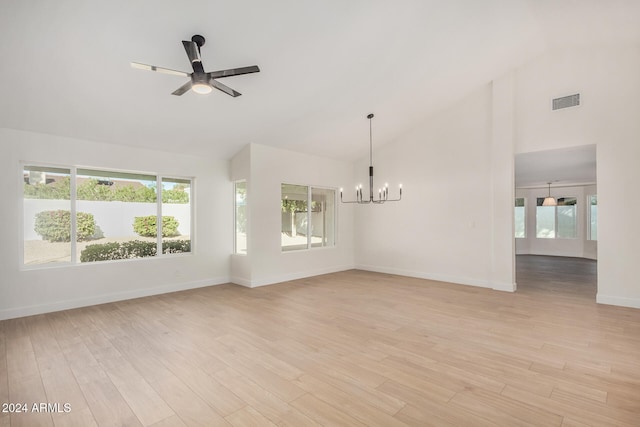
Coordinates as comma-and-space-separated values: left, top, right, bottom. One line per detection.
171, 81, 193, 96
208, 65, 260, 80
211, 79, 241, 97
182, 40, 205, 73
130, 62, 190, 77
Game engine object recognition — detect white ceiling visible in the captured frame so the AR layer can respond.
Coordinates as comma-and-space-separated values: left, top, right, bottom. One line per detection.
1, 1, 639, 161
515, 144, 596, 188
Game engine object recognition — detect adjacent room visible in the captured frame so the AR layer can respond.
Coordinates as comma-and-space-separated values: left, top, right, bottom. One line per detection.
1, 1, 640, 426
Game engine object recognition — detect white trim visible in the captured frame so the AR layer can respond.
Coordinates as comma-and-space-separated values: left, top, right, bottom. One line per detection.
230, 276, 252, 288
231, 265, 353, 288
355, 264, 516, 292
596, 294, 640, 309
0, 276, 230, 321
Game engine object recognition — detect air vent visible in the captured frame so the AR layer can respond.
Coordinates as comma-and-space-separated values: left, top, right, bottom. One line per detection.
552, 93, 580, 110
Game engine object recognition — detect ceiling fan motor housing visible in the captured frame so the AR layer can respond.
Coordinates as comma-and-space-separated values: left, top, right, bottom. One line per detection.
191, 34, 206, 47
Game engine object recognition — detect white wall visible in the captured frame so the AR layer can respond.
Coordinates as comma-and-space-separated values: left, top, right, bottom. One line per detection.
514, 45, 640, 308
230, 143, 354, 287
515, 185, 597, 259
354, 84, 515, 291
0, 128, 231, 320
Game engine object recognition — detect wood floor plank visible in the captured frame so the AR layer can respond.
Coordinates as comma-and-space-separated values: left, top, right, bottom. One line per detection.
0, 256, 639, 426
148, 374, 231, 427
50, 407, 98, 427
225, 406, 278, 427
502, 384, 636, 427
158, 352, 246, 417
97, 355, 175, 426
449, 388, 563, 426
7, 374, 54, 427
75, 377, 143, 427
378, 380, 494, 427
289, 393, 368, 427
211, 339, 306, 403
62, 341, 142, 427
292, 373, 407, 426
211, 368, 320, 427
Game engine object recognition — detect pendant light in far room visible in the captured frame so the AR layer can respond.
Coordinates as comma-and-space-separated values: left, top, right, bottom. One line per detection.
542, 182, 557, 206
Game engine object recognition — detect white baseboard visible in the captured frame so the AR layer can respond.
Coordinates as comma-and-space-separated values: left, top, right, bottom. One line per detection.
596, 294, 640, 309
355, 264, 516, 292
231, 265, 354, 288
0, 277, 230, 321
230, 276, 252, 288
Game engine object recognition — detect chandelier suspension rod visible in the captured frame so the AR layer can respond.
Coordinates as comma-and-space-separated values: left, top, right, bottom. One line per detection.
368, 113, 374, 202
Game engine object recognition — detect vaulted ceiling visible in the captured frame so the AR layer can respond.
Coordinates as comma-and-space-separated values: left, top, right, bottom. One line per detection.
1, 1, 639, 161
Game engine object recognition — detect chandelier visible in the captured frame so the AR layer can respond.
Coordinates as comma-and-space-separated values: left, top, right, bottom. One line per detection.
340, 113, 402, 204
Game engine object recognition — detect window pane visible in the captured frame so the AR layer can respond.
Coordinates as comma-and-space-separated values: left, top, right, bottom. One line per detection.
589, 195, 597, 241
77, 169, 158, 262
162, 177, 191, 255
557, 206, 577, 238
311, 188, 335, 248
536, 197, 555, 238
514, 198, 525, 238
282, 184, 308, 251
557, 197, 577, 239
23, 166, 72, 265
235, 181, 247, 254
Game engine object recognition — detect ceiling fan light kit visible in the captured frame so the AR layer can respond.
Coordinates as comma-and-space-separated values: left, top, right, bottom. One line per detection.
131, 34, 260, 97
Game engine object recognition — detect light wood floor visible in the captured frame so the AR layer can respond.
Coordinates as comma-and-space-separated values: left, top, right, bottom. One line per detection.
1, 259, 639, 426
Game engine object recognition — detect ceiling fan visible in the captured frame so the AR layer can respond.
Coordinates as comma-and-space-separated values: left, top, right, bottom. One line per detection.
131, 35, 260, 97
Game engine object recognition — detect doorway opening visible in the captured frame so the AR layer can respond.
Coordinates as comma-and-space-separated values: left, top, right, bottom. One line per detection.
514, 145, 597, 300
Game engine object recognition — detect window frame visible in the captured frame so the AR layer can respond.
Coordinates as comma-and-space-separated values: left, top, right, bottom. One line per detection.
21, 161, 194, 269
281, 183, 337, 252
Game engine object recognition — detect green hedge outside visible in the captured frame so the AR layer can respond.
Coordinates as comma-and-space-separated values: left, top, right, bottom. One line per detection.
80, 240, 191, 262
34, 210, 96, 242
133, 216, 180, 237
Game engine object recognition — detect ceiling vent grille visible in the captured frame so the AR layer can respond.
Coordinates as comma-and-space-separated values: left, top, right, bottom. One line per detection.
552, 93, 580, 110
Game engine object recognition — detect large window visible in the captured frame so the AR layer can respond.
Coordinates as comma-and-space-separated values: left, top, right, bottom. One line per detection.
536, 197, 577, 239
23, 164, 192, 266
234, 181, 247, 254
514, 197, 525, 238
281, 184, 335, 251
588, 195, 597, 241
